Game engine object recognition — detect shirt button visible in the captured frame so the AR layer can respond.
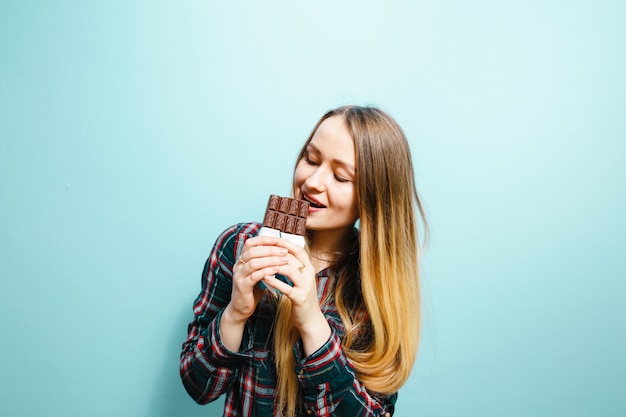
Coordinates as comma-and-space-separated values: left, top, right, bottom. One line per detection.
385, 413, 391, 417
307, 410, 313, 415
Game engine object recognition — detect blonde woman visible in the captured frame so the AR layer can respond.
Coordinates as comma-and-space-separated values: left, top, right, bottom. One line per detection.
180, 105, 427, 416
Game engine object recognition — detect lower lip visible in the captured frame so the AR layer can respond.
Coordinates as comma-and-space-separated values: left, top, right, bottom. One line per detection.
308, 206, 324, 213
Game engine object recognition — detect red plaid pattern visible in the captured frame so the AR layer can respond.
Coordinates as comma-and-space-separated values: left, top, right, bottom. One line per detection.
180, 223, 397, 416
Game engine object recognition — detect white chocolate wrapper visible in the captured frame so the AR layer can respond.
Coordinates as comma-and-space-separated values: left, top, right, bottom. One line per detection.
258, 226, 305, 295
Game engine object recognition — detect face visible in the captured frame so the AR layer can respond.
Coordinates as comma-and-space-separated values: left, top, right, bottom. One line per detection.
293, 115, 359, 233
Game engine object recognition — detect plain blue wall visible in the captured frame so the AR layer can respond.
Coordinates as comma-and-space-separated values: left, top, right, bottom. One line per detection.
1, 1, 625, 416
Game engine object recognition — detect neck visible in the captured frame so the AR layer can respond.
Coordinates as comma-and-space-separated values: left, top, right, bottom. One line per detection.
307, 226, 355, 268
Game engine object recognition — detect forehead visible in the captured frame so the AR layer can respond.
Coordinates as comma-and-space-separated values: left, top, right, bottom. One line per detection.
309, 116, 355, 162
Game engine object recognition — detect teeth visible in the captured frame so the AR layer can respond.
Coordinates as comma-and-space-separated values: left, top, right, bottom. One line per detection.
304, 196, 324, 208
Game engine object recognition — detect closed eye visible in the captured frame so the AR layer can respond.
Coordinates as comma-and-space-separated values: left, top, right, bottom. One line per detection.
304, 155, 319, 166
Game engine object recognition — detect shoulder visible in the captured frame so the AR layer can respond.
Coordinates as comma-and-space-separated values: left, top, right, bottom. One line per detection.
215, 222, 261, 242
211, 222, 261, 254
218, 222, 262, 239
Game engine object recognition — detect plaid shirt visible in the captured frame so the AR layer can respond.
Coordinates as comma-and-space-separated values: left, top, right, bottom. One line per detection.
180, 222, 397, 417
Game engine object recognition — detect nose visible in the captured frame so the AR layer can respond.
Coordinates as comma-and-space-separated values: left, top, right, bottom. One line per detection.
304, 165, 326, 191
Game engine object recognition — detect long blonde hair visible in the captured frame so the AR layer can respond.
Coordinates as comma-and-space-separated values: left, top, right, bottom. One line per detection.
274, 106, 427, 416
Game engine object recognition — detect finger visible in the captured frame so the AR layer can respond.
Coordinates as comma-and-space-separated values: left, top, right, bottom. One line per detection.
275, 239, 310, 267
240, 246, 289, 265
243, 235, 281, 249
273, 261, 308, 288
273, 237, 307, 256
236, 256, 248, 268
262, 275, 294, 296
239, 256, 289, 275
248, 266, 280, 284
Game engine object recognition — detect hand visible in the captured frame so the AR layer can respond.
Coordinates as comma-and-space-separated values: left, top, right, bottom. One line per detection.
262, 238, 331, 355
224, 236, 289, 324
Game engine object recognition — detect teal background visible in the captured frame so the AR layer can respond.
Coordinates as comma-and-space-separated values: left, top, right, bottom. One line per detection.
1, 1, 625, 416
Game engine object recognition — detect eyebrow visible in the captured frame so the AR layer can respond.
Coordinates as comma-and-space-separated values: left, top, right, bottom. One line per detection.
307, 143, 356, 176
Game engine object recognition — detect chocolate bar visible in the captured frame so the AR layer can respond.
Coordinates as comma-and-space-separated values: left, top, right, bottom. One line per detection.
258, 194, 309, 294
261, 194, 309, 238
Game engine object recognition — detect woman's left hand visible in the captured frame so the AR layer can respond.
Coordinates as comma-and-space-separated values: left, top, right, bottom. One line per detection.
262, 238, 332, 355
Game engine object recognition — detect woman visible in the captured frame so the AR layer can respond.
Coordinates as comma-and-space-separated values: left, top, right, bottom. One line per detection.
180, 105, 427, 416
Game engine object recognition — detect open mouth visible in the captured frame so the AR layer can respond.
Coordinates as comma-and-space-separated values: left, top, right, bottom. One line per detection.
302, 194, 326, 209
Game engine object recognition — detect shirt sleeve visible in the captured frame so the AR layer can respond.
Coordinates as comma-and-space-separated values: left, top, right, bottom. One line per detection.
294, 330, 397, 417
179, 223, 255, 404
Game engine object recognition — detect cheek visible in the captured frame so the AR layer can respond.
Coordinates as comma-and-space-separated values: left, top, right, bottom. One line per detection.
341, 187, 359, 214
293, 161, 307, 186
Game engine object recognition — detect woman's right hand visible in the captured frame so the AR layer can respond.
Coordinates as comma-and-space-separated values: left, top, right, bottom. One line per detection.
223, 236, 289, 324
